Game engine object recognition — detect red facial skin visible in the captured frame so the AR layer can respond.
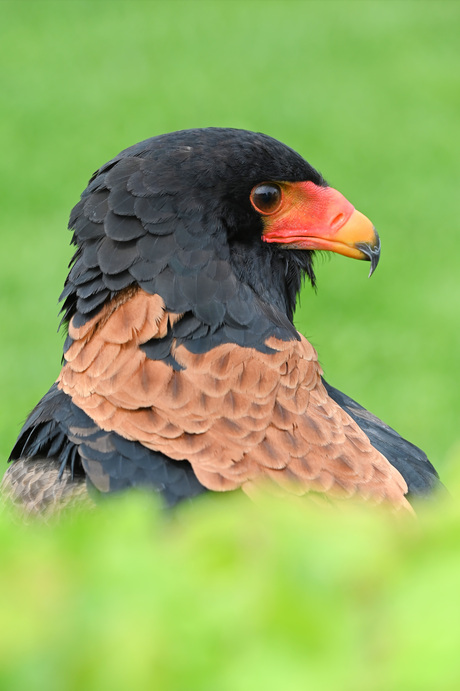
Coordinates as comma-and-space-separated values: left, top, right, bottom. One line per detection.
254, 181, 379, 262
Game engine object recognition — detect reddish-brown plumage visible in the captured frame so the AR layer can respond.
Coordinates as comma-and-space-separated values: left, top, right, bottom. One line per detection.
58, 288, 409, 508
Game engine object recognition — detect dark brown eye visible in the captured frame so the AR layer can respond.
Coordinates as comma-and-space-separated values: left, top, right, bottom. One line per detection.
250, 183, 283, 215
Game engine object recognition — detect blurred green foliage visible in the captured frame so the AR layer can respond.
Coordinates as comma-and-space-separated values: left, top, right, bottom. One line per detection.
0, 1, 459, 687
1, 487, 460, 691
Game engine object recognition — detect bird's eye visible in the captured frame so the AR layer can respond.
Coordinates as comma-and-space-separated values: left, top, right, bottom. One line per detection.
250, 183, 283, 215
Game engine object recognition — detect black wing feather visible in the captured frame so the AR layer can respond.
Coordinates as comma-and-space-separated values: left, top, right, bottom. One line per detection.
10, 384, 207, 507
323, 379, 441, 496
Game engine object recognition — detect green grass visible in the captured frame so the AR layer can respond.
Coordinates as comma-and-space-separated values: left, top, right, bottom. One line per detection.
1, 0, 459, 472
0, 1, 459, 686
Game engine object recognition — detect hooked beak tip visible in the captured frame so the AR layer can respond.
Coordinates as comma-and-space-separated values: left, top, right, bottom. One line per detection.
356, 228, 381, 278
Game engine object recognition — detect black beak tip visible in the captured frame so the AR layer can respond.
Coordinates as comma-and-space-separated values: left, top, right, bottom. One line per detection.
356, 228, 381, 278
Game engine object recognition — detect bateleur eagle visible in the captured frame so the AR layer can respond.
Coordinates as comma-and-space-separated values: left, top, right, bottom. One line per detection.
2, 128, 440, 515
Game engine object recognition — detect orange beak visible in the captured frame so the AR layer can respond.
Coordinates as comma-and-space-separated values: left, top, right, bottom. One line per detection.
262, 181, 380, 276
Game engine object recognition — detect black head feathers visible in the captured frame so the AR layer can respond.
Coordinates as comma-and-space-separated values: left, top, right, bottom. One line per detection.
60, 128, 325, 350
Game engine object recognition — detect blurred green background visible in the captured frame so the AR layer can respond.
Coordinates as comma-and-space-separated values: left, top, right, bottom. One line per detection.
1, 1, 459, 688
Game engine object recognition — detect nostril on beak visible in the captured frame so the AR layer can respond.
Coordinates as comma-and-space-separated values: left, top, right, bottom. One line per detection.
331, 212, 346, 231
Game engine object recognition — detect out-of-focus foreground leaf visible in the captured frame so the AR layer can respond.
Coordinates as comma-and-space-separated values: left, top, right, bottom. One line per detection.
1, 475, 459, 691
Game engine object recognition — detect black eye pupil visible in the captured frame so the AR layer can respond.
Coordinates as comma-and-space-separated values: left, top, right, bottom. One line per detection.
251, 184, 282, 214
